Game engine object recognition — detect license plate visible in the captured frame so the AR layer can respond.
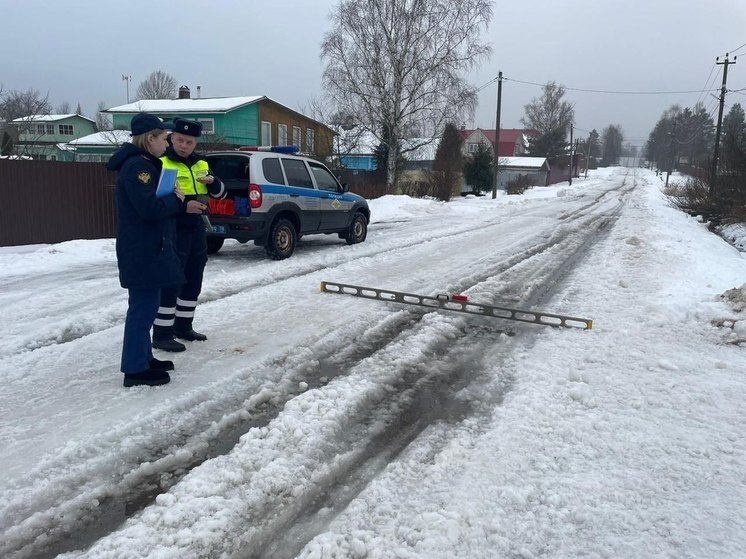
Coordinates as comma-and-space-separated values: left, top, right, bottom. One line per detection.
212, 224, 228, 234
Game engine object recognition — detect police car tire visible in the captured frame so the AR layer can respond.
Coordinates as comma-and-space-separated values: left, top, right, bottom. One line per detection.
206, 236, 225, 254
266, 218, 297, 260
344, 213, 368, 245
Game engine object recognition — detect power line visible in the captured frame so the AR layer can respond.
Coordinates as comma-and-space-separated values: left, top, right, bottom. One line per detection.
728, 42, 746, 55
502, 76, 719, 96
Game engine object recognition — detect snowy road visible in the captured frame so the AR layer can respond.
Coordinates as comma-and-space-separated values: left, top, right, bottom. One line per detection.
2, 167, 745, 558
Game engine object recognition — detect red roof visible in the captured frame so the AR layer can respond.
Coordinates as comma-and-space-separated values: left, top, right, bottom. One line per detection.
460, 128, 541, 156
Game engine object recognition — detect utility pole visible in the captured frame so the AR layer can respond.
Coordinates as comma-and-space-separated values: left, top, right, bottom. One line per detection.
585, 132, 592, 179
665, 121, 677, 190
711, 53, 736, 193
491, 71, 503, 199
122, 74, 132, 103
568, 124, 573, 186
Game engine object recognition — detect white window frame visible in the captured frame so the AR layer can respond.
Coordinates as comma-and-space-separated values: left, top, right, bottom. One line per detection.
196, 118, 215, 135
261, 121, 272, 146
59, 124, 74, 136
278, 124, 288, 146
468, 142, 479, 153
46, 124, 55, 135
306, 127, 314, 153
293, 126, 301, 148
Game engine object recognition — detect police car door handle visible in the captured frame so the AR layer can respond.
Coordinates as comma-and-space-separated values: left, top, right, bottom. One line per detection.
290, 194, 300, 197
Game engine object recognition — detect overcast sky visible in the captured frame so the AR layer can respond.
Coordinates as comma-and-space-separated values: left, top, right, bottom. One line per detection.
2, 0, 745, 147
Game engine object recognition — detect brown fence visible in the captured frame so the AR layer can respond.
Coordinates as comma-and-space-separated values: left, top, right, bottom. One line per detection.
0, 160, 117, 247
337, 168, 388, 199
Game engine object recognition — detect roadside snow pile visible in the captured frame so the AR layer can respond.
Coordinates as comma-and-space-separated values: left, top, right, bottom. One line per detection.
720, 223, 746, 251
713, 284, 746, 345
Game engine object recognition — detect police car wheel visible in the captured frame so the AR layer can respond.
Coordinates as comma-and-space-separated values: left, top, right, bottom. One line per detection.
206, 236, 224, 254
344, 213, 368, 245
266, 218, 297, 260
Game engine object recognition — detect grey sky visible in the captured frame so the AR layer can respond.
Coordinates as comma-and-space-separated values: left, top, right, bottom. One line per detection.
2, 0, 745, 147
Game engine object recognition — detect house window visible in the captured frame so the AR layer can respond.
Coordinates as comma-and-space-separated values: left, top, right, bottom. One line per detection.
468, 142, 480, 153
197, 118, 214, 135
46, 124, 54, 134
306, 128, 314, 153
59, 124, 74, 135
278, 124, 288, 146
261, 121, 271, 145
293, 126, 301, 148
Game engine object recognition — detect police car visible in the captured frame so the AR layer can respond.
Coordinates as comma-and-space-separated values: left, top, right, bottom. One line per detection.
203, 146, 370, 259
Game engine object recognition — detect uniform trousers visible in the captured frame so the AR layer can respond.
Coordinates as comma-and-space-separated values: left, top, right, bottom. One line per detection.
121, 288, 159, 373
154, 227, 208, 338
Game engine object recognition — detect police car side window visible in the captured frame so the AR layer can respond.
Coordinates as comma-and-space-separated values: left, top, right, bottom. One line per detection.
262, 158, 285, 184
281, 158, 314, 189
309, 163, 339, 192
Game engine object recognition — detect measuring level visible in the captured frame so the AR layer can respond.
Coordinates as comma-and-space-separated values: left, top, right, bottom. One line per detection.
320, 281, 593, 330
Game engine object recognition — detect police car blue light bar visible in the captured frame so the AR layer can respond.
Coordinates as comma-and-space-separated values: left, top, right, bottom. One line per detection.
238, 145, 300, 153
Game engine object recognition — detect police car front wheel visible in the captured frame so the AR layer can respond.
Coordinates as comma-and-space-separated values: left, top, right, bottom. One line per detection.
344, 213, 368, 245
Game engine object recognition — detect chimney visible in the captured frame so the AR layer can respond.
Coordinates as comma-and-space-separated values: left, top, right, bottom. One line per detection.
178, 85, 191, 99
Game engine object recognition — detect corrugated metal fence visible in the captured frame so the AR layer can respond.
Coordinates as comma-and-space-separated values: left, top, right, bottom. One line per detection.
0, 160, 117, 246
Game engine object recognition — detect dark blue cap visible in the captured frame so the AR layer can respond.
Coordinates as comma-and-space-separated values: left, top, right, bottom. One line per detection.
130, 113, 174, 136
172, 118, 203, 138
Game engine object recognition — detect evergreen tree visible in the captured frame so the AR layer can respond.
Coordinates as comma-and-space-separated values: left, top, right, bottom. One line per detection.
430, 123, 464, 201
463, 143, 494, 194
721, 103, 746, 173
1, 131, 13, 156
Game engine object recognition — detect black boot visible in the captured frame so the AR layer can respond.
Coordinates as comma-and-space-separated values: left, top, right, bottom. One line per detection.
153, 324, 186, 352
174, 329, 207, 342
174, 316, 207, 341
149, 357, 174, 371
123, 368, 171, 387
152, 339, 187, 352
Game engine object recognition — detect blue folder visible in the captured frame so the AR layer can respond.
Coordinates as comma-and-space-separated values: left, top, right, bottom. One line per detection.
156, 168, 178, 198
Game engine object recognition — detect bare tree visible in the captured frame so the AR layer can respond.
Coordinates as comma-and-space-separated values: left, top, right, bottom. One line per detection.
57, 101, 71, 114
96, 101, 113, 131
135, 70, 177, 100
0, 89, 52, 156
321, 0, 493, 190
521, 81, 575, 135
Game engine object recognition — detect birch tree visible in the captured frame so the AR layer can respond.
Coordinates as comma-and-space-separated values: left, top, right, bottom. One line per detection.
136, 70, 177, 100
321, 0, 492, 190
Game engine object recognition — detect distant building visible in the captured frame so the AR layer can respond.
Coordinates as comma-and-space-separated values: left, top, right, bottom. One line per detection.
104, 87, 334, 158
460, 128, 540, 157
12, 114, 96, 161
66, 130, 132, 162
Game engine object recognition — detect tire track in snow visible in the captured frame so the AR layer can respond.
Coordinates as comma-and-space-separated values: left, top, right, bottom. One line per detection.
1, 175, 632, 558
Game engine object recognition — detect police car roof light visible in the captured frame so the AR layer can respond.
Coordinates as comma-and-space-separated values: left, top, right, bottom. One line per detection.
238, 145, 300, 154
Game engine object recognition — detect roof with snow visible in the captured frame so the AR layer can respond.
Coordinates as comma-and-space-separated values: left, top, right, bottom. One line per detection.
12, 114, 95, 123
461, 128, 541, 144
66, 130, 131, 146
104, 96, 265, 114
499, 156, 549, 169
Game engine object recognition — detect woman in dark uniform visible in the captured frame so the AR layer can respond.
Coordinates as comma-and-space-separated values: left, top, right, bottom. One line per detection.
106, 113, 185, 387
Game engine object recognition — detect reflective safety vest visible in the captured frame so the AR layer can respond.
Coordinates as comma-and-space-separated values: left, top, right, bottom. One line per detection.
160, 156, 211, 196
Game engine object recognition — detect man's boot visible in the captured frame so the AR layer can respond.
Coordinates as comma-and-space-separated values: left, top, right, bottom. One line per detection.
152, 324, 186, 352
174, 296, 207, 342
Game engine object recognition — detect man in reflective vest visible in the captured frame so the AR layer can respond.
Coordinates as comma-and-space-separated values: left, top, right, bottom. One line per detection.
153, 118, 226, 352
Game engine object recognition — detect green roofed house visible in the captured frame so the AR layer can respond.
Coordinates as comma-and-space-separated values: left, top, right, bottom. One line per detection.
103, 86, 334, 158
12, 114, 96, 161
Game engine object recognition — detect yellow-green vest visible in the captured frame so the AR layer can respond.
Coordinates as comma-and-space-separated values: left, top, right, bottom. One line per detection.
160, 157, 211, 196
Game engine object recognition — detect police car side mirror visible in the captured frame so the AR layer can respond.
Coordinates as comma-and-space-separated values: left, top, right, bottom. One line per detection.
339, 183, 349, 193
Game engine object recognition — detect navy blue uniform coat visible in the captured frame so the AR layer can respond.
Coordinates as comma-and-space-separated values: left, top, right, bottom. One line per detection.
107, 143, 186, 289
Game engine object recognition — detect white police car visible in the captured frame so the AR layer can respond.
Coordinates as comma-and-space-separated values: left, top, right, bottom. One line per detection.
204, 146, 370, 259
